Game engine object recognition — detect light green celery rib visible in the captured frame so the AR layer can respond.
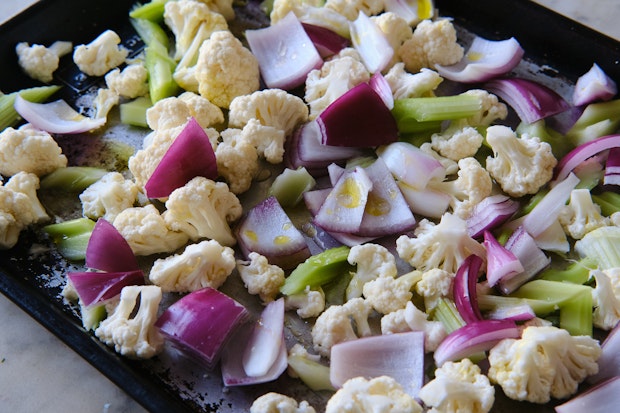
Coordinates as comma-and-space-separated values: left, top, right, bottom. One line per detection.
392, 94, 482, 122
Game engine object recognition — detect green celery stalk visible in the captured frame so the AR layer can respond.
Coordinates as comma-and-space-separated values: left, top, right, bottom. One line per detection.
287, 354, 335, 391
566, 99, 620, 146
268, 167, 316, 208
559, 289, 593, 336
129, 0, 169, 22
392, 94, 482, 123
119, 96, 152, 128
145, 44, 178, 102
538, 257, 596, 284
40, 166, 108, 192
44, 218, 96, 261
477, 294, 557, 316
0, 85, 61, 130
431, 297, 465, 334
575, 226, 620, 269
130, 17, 169, 48
592, 191, 620, 216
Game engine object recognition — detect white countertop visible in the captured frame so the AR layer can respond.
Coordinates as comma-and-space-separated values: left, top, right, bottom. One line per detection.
1, 1, 619, 412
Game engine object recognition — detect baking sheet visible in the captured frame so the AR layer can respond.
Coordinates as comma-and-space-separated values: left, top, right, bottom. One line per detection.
1, 0, 619, 411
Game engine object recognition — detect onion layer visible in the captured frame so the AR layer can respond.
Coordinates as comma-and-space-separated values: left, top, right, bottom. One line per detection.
86, 218, 139, 272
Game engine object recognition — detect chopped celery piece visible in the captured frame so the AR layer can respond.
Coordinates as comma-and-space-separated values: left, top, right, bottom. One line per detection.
0, 85, 61, 130
280, 246, 352, 295
515, 187, 548, 218
268, 167, 316, 207
575, 226, 620, 269
477, 294, 557, 315
120, 96, 152, 128
395, 118, 442, 135
323, 270, 354, 306
431, 297, 465, 334
392, 94, 482, 122
566, 99, 620, 146
559, 289, 593, 336
44, 218, 96, 261
145, 44, 178, 103
80, 302, 107, 331
538, 257, 596, 284
129, 0, 169, 22
516, 119, 573, 159
592, 191, 620, 216
40, 166, 108, 192
287, 354, 335, 391
130, 17, 169, 48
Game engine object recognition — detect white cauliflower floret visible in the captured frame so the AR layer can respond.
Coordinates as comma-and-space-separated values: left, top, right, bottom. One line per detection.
415, 268, 454, 310
304, 49, 370, 119
79, 172, 139, 222
92, 87, 120, 120
384, 63, 443, 100
371, 12, 413, 69
396, 213, 486, 273
0, 183, 36, 249
311, 298, 372, 357
195, 30, 260, 109
418, 358, 495, 413
163, 176, 242, 246
240, 119, 286, 164
604, 267, 620, 299
430, 127, 484, 161
591, 269, 620, 330
363, 270, 422, 314
559, 188, 609, 240
0, 124, 67, 176
149, 239, 235, 292
104, 63, 149, 98
285, 286, 326, 318
228, 89, 309, 138
381, 301, 446, 352
73, 29, 128, 77
398, 19, 464, 73
250, 392, 316, 413
419, 142, 458, 175
146, 91, 224, 131
487, 325, 601, 403
15, 41, 72, 83
325, 376, 423, 413
271, 0, 350, 38
485, 125, 557, 197
113, 204, 190, 255
461, 89, 508, 127
428, 157, 493, 219
237, 252, 286, 303
94, 285, 164, 359
196, 0, 235, 21
215, 127, 260, 194
324, 0, 384, 20
346, 243, 398, 300
4, 172, 48, 223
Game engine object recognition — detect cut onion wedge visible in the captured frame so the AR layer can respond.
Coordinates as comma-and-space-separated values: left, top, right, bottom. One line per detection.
155, 288, 249, 369
383, 0, 434, 25
573, 63, 618, 107
369, 71, 394, 110
483, 230, 524, 287
144, 117, 217, 199
554, 134, 620, 183
242, 298, 285, 377
316, 82, 399, 148
377, 141, 446, 190
330, 331, 425, 397
68, 269, 144, 307
467, 195, 519, 238
436, 36, 524, 83
14, 95, 106, 134
604, 147, 620, 185
246, 12, 322, 90
453, 254, 484, 324
485, 77, 570, 124
587, 320, 620, 384
302, 22, 351, 58
349, 11, 394, 74
86, 218, 139, 272
556, 377, 620, 413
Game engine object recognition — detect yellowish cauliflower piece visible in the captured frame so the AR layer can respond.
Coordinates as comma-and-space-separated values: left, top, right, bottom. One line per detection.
487, 325, 601, 404
381, 301, 446, 352
398, 19, 464, 73
591, 269, 620, 330
324, 0, 384, 21
362, 270, 422, 314
285, 286, 326, 318
215, 127, 260, 194
146, 91, 224, 131
271, 0, 350, 38
415, 268, 454, 310
104, 63, 149, 98
346, 243, 398, 300
418, 358, 495, 413
0, 181, 37, 249
250, 392, 316, 413
92, 87, 120, 120
15, 41, 72, 83
371, 12, 413, 69
73, 29, 128, 77
325, 376, 423, 413
461, 89, 508, 127
195, 30, 260, 109
485, 125, 557, 197
113, 204, 190, 255
0, 124, 67, 177
430, 127, 484, 161
4, 171, 49, 224
384, 63, 443, 100
236, 251, 286, 303
558, 188, 610, 240
196, 0, 235, 21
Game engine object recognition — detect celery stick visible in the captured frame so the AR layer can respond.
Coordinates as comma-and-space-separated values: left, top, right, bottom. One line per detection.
145, 44, 178, 102
130, 17, 169, 48
566, 99, 620, 146
44, 218, 96, 261
287, 355, 335, 391
0, 85, 61, 130
559, 290, 593, 336
538, 257, 596, 284
40, 166, 108, 192
431, 297, 465, 334
477, 294, 557, 315
268, 167, 316, 207
80, 303, 107, 331
392, 94, 482, 122
129, 0, 169, 22
592, 191, 620, 216
119, 96, 152, 128
280, 246, 352, 295
575, 226, 620, 269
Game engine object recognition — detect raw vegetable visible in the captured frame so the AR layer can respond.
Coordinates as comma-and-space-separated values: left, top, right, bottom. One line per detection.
86, 218, 140, 272
572, 63, 618, 106
67, 270, 144, 307
40, 166, 107, 192
43, 217, 96, 261
14, 95, 106, 133
0, 85, 61, 130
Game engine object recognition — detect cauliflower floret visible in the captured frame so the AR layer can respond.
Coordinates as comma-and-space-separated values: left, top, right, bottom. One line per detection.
428, 157, 493, 219
345, 243, 398, 300
104, 63, 149, 98
384, 63, 443, 100
15, 41, 72, 83
237, 252, 286, 303
559, 188, 610, 240
113, 204, 190, 255
0, 174, 43, 248
4, 172, 48, 223
304, 49, 370, 118
228, 89, 309, 138
415, 268, 454, 310
250, 392, 316, 413
487, 325, 601, 403
272, 1, 350, 38
430, 127, 484, 161
591, 269, 620, 330
381, 301, 446, 352
196, 0, 235, 21
163, 176, 242, 246
0, 124, 67, 177
461, 89, 508, 127
146, 92, 225, 131
311, 298, 372, 357
195, 30, 260, 109
215, 127, 260, 194
485, 125, 557, 197
92, 87, 120, 120
604, 267, 620, 298
363, 270, 422, 314
79, 172, 139, 222
396, 213, 486, 273
418, 358, 495, 413
398, 19, 464, 73
325, 376, 423, 413
285, 286, 326, 318
94, 285, 164, 359
324, 0, 384, 21
370, 12, 413, 69
73, 29, 128, 77
419, 142, 458, 175
149, 239, 235, 292
240, 119, 286, 164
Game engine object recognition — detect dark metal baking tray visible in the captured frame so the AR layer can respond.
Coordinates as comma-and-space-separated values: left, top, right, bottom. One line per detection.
1, 0, 619, 411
